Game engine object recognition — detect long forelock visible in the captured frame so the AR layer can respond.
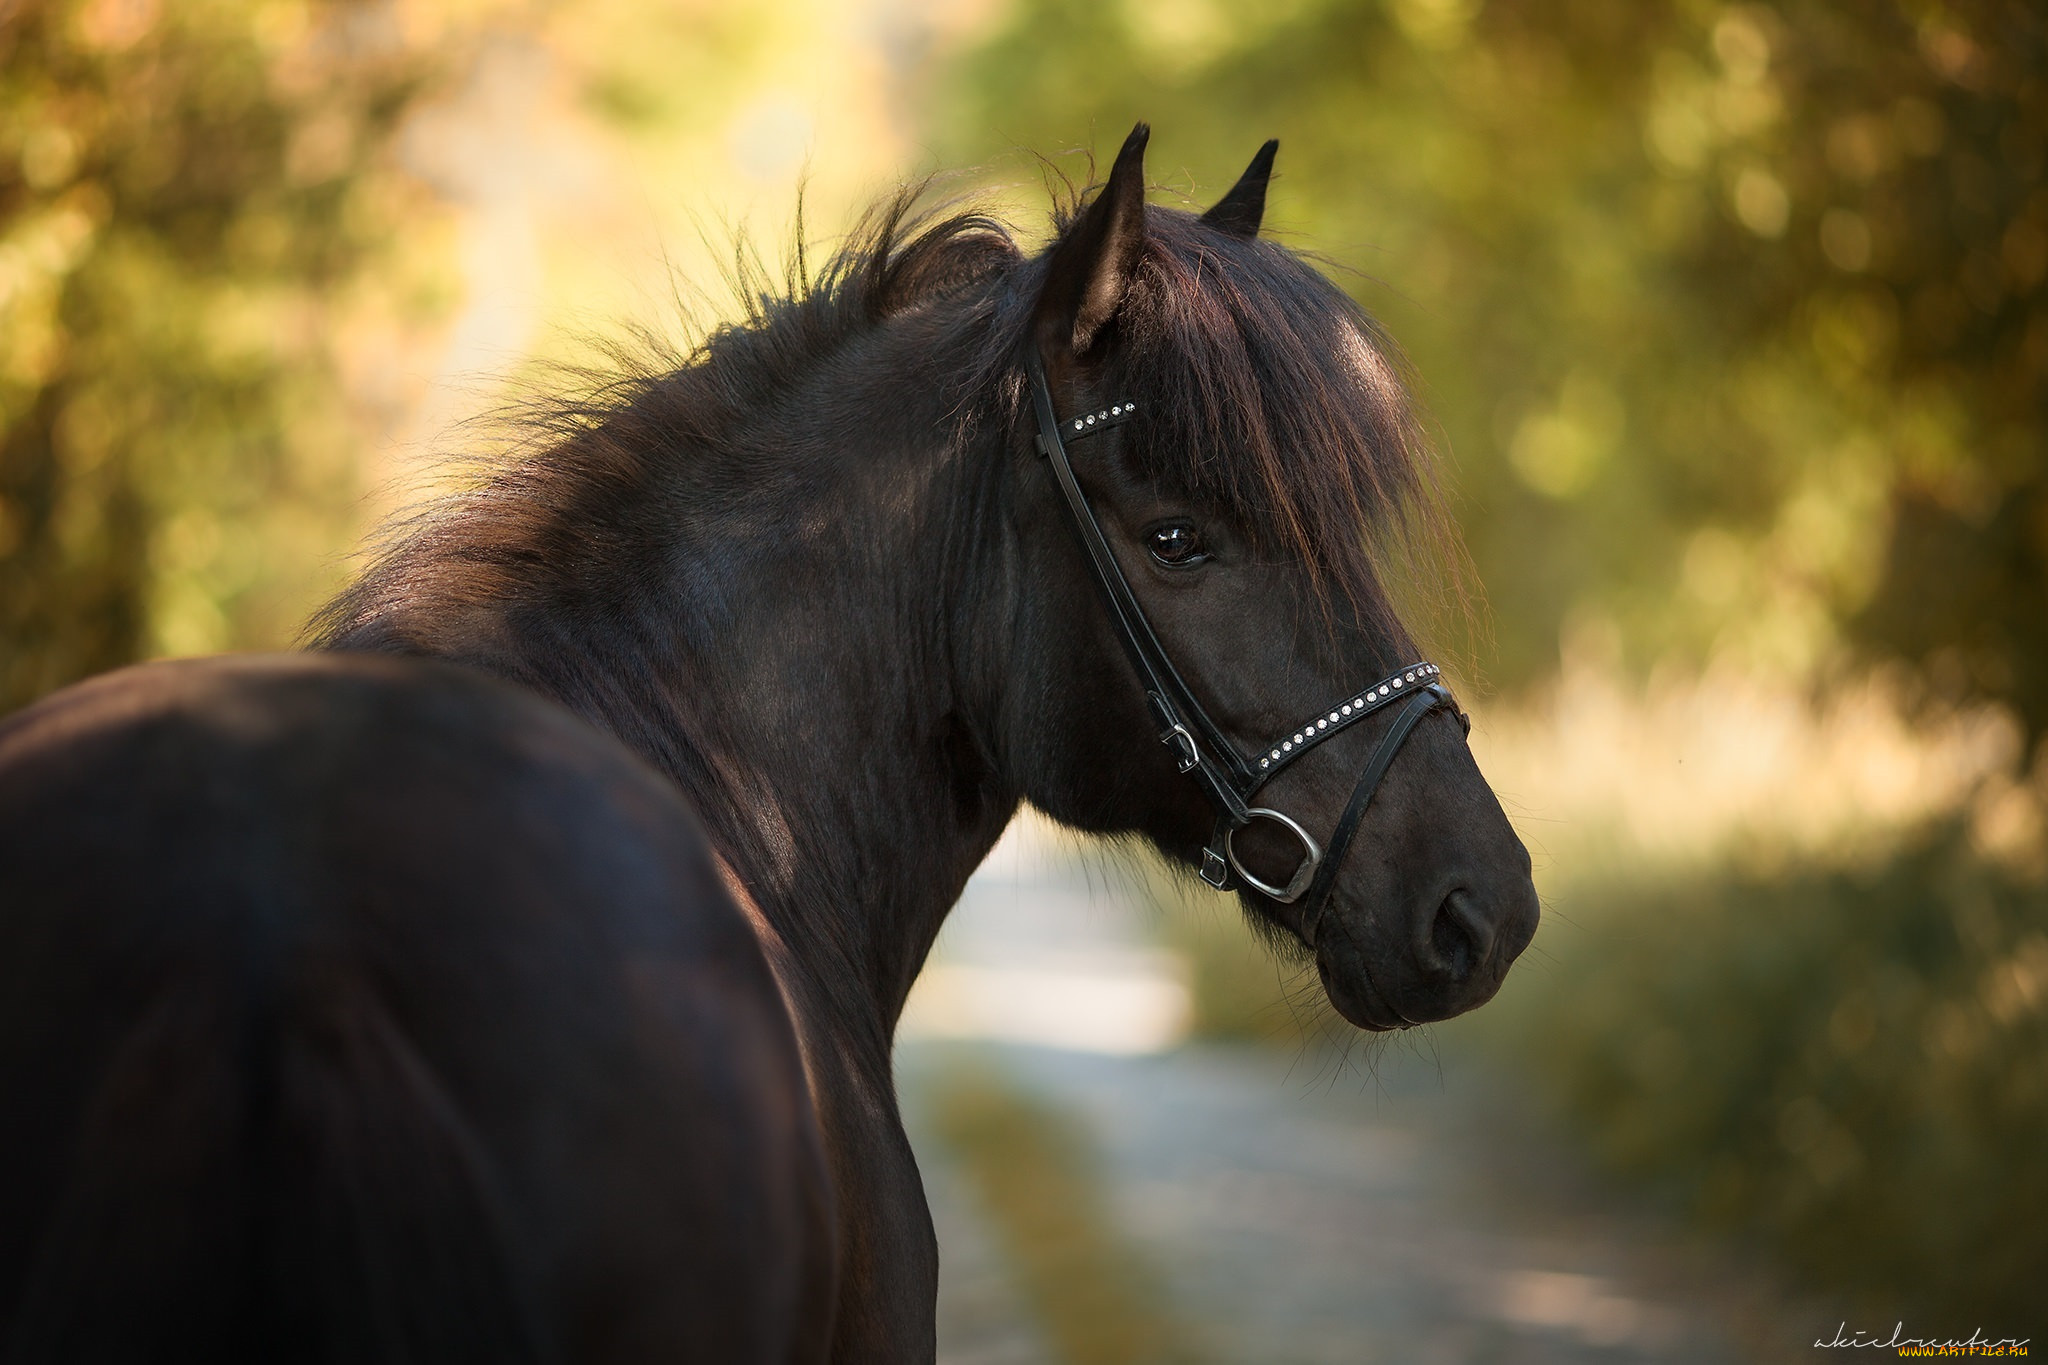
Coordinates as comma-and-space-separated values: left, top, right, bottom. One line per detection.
1110, 213, 1456, 640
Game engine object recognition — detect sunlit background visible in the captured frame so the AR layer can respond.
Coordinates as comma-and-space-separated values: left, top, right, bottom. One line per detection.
3, 0, 2042, 1355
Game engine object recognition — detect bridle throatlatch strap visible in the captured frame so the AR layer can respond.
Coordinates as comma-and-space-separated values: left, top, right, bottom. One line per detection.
1024, 348, 1465, 914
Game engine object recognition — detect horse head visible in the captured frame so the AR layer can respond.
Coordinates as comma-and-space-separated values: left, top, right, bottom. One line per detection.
1006, 123, 1539, 1030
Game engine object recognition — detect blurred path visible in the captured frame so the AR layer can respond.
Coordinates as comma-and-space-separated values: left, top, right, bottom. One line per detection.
896, 820, 1821, 1364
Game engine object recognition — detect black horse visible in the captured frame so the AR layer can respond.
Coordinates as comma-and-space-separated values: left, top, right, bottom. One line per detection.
0, 126, 1537, 1362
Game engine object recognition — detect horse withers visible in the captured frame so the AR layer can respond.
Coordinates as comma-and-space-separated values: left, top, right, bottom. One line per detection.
0, 125, 1537, 1361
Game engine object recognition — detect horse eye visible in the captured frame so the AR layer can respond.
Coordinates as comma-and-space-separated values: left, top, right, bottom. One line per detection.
1149, 523, 1206, 566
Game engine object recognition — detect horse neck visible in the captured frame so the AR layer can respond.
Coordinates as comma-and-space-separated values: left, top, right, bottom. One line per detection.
654, 381, 1021, 1046
361, 321, 1024, 1055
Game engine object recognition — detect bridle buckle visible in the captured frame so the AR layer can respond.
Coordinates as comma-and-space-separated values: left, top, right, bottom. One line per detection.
1162, 723, 1200, 774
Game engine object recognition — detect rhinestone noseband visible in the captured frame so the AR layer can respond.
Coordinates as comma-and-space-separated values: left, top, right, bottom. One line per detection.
1025, 350, 1466, 914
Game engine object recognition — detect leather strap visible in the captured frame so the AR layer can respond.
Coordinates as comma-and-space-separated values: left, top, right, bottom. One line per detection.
1295, 684, 1451, 932
1026, 350, 1255, 821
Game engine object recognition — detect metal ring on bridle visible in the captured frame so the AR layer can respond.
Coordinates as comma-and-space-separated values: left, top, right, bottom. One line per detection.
1224, 808, 1323, 904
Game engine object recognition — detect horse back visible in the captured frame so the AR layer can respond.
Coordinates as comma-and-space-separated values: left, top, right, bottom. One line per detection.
0, 654, 834, 1363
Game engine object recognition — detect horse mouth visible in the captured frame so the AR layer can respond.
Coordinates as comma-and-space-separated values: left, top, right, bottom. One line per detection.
1313, 926, 1409, 1032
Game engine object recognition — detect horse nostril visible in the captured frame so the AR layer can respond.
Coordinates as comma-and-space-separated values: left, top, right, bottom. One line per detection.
1425, 888, 1496, 985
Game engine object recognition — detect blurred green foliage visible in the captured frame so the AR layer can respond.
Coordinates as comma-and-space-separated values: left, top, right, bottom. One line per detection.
0, 0, 449, 712
939, 0, 2048, 748
8, 0, 2044, 745
1480, 825, 2048, 1325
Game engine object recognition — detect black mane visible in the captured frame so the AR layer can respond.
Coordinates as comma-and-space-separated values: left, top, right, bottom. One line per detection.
311, 180, 1458, 654
308, 192, 1024, 651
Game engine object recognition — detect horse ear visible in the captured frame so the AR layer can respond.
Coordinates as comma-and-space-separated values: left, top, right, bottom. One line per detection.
1200, 139, 1278, 239
1036, 122, 1150, 357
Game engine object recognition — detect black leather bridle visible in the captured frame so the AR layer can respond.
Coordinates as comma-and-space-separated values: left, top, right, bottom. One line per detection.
1025, 349, 1467, 920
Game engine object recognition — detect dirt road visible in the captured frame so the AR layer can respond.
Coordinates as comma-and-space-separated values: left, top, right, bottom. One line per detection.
895, 820, 1825, 1364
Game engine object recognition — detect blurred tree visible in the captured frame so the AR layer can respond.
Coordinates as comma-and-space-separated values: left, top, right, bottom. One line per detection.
1735, 3, 2048, 748
933, 0, 2046, 752
0, 0, 450, 712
